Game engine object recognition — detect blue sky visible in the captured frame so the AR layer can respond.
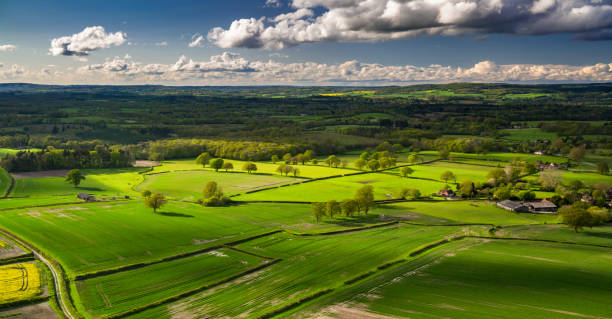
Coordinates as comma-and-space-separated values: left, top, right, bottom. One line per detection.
1, 0, 611, 85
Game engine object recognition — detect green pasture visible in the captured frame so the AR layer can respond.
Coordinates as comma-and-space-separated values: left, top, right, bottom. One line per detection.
303, 240, 612, 319
0, 201, 318, 276
75, 247, 265, 318
0, 195, 83, 210
418, 151, 567, 164
129, 224, 472, 319
0, 148, 40, 158
500, 128, 558, 141
153, 159, 356, 179
136, 170, 298, 200
525, 170, 612, 186
388, 201, 558, 225
388, 161, 492, 183
235, 173, 446, 202
10, 168, 143, 198
495, 224, 612, 247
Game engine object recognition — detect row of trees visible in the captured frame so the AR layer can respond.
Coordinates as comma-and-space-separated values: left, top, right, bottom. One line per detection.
312, 185, 375, 222
0, 147, 133, 172
559, 202, 610, 232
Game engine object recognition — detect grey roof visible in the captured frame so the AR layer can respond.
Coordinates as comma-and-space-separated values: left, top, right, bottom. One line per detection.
527, 201, 557, 208
77, 193, 94, 199
498, 200, 526, 209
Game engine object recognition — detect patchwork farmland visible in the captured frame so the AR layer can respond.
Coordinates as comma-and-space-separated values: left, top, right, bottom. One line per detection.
0, 146, 610, 319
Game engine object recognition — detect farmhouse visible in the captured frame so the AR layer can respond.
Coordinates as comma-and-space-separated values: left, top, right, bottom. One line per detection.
438, 189, 456, 198
497, 200, 557, 214
77, 193, 96, 202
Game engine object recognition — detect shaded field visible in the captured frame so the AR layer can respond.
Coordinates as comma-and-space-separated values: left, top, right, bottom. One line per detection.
299, 240, 612, 319
152, 159, 356, 179
75, 247, 265, 317
500, 128, 558, 141
9, 167, 144, 199
386, 201, 558, 225
235, 173, 445, 202
128, 225, 473, 319
495, 224, 612, 247
418, 151, 567, 164
0, 301, 59, 319
136, 170, 298, 200
0, 167, 10, 196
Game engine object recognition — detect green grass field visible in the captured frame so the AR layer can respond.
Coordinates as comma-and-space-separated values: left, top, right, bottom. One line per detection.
388, 161, 493, 183
0, 201, 317, 276
0, 150, 610, 319
235, 172, 446, 202
128, 224, 473, 318
154, 159, 356, 179
388, 201, 558, 225
74, 247, 266, 317
418, 151, 567, 164
297, 240, 612, 319
500, 128, 558, 141
136, 170, 298, 200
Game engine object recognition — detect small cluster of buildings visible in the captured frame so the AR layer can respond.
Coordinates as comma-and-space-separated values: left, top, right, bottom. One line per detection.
497, 199, 558, 214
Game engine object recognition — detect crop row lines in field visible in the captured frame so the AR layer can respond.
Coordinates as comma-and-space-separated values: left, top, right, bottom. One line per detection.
105, 258, 282, 319
0, 198, 133, 212
74, 230, 283, 280
0, 228, 79, 319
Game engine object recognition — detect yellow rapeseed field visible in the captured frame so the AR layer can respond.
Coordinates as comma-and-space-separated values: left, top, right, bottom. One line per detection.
0, 262, 42, 303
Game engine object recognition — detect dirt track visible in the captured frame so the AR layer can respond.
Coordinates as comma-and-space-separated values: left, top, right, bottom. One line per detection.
12, 170, 71, 179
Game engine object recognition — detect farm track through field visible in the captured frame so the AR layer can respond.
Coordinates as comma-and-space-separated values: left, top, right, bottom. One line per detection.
0, 228, 78, 319
1, 174, 15, 199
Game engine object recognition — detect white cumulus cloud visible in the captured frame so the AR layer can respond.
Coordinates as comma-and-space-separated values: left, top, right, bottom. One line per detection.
189, 34, 206, 47
207, 0, 612, 49
0, 44, 17, 52
49, 26, 127, 56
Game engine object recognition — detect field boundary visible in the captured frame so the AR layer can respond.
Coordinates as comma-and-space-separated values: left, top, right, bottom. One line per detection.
75, 230, 283, 280
0, 296, 50, 311
106, 259, 282, 319
1, 173, 15, 199
0, 253, 35, 266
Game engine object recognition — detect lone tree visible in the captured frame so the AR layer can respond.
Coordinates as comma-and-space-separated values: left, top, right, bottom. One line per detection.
597, 162, 609, 175
203, 181, 219, 198
407, 154, 422, 164
354, 185, 374, 214
487, 168, 506, 186
242, 162, 257, 174
312, 202, 326, 222
325, 155, 341, 168
568, 145, 586, 164
195, 152, 211, 167
145, 193, 167, 213
367, 159, 380, 171
440, 171, 456, 184
398, 188, 420, 200
400, 166, 414, 178
271, 155, 279, 163
458, 179, 476, 198
65, 169, 86, 187
559, 202, 592, 233
354, 159, 366, 170
210, 158, 224, 172
222, 162, 234, 172
141, 190, 152, 198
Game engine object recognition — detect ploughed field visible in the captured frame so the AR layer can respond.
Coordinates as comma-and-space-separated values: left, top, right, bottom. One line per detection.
0, 153, 610, 318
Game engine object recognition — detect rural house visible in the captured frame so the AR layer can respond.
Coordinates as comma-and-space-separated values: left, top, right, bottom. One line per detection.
77, 193, 96, 202
438, 189, 456, 198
